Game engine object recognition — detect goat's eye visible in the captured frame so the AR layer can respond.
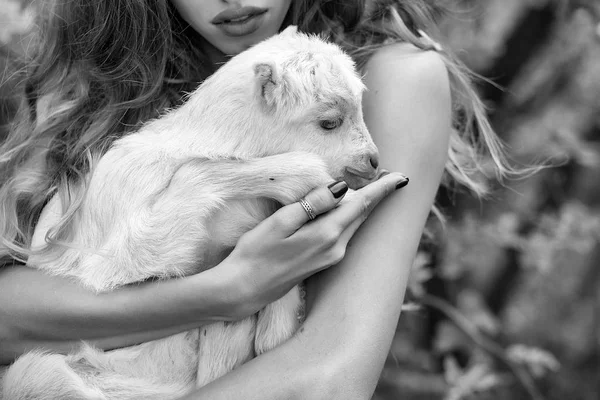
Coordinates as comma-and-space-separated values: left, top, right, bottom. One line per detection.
320, 119, 343, 130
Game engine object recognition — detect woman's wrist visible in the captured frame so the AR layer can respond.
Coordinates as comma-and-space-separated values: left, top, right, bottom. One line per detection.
182, 262, 245, 322
204, 255, 261, 321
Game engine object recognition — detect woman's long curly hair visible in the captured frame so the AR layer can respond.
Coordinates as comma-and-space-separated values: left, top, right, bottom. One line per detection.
0, 0, 513, 264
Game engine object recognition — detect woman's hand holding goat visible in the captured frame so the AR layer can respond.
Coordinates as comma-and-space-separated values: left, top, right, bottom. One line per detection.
219, 171, 409, 319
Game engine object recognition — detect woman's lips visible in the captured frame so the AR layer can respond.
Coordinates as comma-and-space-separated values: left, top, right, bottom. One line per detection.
211, 7, 268, 37
211, 6, 268, 24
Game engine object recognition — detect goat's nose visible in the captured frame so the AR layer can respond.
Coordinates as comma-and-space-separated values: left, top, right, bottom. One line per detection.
369, 153, 380, 170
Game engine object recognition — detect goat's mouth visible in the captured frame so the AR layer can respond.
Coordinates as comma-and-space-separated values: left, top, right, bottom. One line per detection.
345, 167, 378, 181
343, 167, 379, 189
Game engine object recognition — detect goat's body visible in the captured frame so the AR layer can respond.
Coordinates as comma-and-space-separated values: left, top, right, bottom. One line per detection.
3, 131, 328, 399
3, 29, 376, 399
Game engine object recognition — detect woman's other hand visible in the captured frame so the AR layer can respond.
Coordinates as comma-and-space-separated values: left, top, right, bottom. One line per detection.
218, 171, 409, 318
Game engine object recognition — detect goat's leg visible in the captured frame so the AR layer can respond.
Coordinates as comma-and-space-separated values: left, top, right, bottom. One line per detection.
3, 351, 106, 400
67, 151, 332, 291
141, 151, 333, 274
3, 333, 199, 400
255, 285, 303, 356
156, 151, 332, 209
195, 315, 257, 388
196, 289, 302, 386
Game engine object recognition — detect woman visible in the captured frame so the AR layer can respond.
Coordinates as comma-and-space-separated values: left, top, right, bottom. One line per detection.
0, 1, 510, 398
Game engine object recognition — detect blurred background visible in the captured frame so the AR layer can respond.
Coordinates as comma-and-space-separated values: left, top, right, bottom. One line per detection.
1, 0, 599, 399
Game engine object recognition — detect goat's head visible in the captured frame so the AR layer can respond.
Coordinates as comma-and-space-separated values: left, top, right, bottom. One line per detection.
191, 26, 380, 188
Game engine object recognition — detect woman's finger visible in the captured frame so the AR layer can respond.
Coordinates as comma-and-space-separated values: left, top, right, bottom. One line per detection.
266, 181, 350, 236
312, 172, 408, 262
320, 172, 408, 233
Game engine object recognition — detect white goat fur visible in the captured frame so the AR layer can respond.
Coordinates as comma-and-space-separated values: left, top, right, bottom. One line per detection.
2, 28, 379, 399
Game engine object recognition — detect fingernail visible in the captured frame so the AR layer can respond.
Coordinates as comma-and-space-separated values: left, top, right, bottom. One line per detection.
328, 181, 349, 198
395, 176, 409, 190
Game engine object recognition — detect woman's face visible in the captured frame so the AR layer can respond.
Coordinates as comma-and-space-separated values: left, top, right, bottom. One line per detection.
170, 0, 293, 56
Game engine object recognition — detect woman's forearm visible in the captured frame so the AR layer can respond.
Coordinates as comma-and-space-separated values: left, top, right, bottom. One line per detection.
0, 264, 238, 363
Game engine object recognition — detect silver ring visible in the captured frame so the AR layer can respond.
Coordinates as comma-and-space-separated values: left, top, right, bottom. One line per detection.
299, 198, 316, 221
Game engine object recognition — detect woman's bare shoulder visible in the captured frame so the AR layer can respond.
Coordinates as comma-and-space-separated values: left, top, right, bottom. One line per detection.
362, 42, 450, 103
361, 42, 451, 136
360, 42, 452, 174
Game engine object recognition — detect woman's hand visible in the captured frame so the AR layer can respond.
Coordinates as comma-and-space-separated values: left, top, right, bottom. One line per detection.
217, 172, 409, 318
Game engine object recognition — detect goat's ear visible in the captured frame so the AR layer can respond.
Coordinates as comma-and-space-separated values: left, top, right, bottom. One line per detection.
280, 25, 298, 37
254, 62, 279, 109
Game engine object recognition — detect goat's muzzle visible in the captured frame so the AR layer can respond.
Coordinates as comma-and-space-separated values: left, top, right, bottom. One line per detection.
343, 149, 380, 189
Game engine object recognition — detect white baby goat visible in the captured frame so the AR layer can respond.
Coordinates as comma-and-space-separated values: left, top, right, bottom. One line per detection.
3, 27, 380, 400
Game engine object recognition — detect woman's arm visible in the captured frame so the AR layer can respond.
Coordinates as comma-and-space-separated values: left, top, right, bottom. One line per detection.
0, 262, 237, 364
305, 44, 451, 398
182, 45, 451, 400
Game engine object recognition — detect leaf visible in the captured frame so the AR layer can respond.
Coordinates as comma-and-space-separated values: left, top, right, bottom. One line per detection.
507, 344, 561, 378
520, 202, 600, 272
443, 355, 463, 385
444, 362, 503, 400
551, 128, 600, 168
457, 289, 500, 335
439, 213, 519, 280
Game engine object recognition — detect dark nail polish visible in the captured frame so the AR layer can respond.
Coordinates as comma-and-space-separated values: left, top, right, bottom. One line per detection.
328, 181, 349, 198
395, 177, 409, 190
